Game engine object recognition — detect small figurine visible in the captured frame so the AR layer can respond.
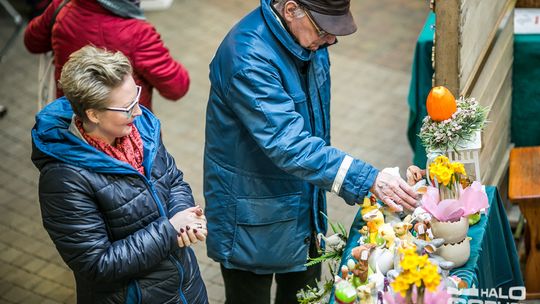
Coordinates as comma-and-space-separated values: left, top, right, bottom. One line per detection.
317, 232, 346, 253
334, 277, 357, 304
414, 221, 431, 241
356, 281, 375, 303
358, 225, 369, 244
378, 223, 397, 251
363, 208, 385, 245
360, 196, 378, 217
393, 221, 413, 242
351, 244, 375, 283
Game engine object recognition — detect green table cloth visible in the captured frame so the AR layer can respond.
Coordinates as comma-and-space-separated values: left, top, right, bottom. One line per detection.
407, 13, 540, 167
407, 12, 435, 167
512, 34, 540, 146
330, 186, 523, 302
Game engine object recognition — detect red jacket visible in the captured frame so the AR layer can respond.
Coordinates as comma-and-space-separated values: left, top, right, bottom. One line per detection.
24, 0, 190, 110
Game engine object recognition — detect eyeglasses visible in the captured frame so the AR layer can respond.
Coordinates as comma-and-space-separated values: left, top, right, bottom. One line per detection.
105, 85, 141, 119
303, 8, 328, 38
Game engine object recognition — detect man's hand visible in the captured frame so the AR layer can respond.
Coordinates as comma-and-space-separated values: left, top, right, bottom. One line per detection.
370, 171, 419, 212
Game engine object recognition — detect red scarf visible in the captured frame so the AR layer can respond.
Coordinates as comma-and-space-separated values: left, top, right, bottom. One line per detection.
75, 118, 145, 175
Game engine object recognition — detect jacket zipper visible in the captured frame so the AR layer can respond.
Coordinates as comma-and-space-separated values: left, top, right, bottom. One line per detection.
104, 150, 188, 303
169, 256, 188, 304
142, 175, 187, 304
134, 280, 142, 304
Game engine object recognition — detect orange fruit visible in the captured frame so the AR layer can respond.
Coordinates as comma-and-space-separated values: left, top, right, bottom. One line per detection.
426, 86, 457, 122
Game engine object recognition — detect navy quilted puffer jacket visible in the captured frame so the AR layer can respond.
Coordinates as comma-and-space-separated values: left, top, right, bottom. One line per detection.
31, 97, 207, 304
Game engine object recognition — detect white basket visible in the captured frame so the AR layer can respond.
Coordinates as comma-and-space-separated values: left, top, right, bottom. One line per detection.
427, 131, 482, 182
37, 52, 56, 111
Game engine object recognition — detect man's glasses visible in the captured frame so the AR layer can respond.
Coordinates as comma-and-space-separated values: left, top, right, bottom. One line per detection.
105, 85, 141, 119
303, 8, 328, 38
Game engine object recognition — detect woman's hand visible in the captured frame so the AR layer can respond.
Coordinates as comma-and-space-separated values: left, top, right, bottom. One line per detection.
169, 206, 207, 247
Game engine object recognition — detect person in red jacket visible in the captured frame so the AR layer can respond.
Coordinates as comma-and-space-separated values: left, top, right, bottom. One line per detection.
24, 0, 190, 111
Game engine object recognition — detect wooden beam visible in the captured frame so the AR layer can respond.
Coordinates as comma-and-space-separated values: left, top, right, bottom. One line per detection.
434, 0, 460, 97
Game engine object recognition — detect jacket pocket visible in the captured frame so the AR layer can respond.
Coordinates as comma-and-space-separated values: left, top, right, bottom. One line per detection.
229, 193, 307, 270
290, 92, 312, 133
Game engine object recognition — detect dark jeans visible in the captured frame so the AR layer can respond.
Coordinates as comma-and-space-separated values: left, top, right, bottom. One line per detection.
220, 240, 321, 304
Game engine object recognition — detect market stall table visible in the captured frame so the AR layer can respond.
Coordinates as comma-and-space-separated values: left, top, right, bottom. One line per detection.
330, 186, 523, 302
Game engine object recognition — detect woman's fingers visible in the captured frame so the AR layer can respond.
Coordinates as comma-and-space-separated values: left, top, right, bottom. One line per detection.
177, 231, 185, 248
194, 228, 207, 241
186, 226, 198, 244
178, 227, 191, 247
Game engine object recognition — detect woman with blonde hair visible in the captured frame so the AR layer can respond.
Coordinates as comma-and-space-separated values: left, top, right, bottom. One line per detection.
31, 45, 208, 304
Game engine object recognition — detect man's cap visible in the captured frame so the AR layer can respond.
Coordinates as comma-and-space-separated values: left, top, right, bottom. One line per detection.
296, 0, 357, 36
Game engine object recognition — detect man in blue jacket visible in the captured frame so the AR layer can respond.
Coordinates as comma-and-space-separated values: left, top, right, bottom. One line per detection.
204, 0, 419, 302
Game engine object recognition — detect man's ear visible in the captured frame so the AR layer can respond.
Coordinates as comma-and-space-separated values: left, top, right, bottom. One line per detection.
283, 1, 300, 22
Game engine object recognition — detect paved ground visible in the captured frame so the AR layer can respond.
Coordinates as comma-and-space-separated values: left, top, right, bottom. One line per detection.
0, 0, 428, 303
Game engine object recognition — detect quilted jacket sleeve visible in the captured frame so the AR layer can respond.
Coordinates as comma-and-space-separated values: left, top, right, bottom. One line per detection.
132, 23, 190, 101
38, 164, 179, 283
23, 0, 62, 53
162, 143, 195, 217
225, 66, 379, 204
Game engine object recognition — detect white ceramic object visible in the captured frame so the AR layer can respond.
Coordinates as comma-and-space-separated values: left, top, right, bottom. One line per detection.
431, 216, 469, 244
436, 237, 471, 268
368, 247, 394, 275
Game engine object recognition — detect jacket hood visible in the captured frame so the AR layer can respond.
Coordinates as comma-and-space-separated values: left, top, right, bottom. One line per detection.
260, 0, 313, 62
31, 97, 160, 174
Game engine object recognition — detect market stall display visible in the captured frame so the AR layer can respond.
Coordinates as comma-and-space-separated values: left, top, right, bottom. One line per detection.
297, 86, 521, 303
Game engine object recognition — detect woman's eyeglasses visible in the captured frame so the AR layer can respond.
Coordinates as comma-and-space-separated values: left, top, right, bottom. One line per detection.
105, 85, 141, 119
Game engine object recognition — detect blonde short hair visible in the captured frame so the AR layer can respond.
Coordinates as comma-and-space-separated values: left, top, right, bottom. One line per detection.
59, 46, 133, 121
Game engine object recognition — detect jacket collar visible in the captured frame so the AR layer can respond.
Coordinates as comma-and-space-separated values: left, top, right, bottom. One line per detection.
68, 115, 88, 143
261, 0, 313, 62
32, 97, 160, 175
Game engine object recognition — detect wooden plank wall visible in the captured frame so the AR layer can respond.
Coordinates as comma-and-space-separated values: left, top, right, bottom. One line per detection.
434, 0, 515, 187
459, 0, 508, 93
516, 0, 540, 7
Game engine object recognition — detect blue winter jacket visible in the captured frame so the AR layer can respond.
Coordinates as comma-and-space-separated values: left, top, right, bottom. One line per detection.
31, 98, 207, 304
204, 0, 379, 274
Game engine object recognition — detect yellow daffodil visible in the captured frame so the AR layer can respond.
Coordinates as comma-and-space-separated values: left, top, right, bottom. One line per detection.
429, 155, 468, 190
451, 162, 467, 176
391, 276, 410, 297
392, 249, 442, 297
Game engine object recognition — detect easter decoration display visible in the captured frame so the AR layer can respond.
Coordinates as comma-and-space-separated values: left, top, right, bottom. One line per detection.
419, 86, 488, 155
420, 155, 488, 268
295, 86, 490, 304
419, 86, 488, 183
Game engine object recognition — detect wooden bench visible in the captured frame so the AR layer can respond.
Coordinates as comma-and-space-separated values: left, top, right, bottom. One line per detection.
509, 146, 540, 299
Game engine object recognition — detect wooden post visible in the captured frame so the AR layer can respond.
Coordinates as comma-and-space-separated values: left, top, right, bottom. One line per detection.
433, 0, 460, 97
433, 0, 516, 186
